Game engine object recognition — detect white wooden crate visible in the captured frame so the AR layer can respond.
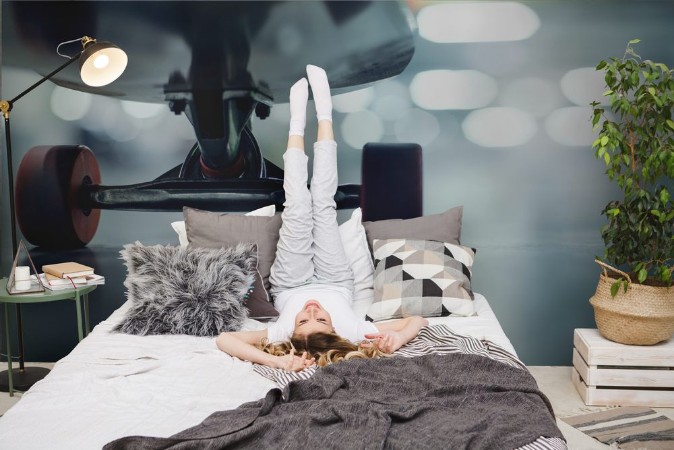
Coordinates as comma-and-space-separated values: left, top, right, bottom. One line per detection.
572, 328, 674, 407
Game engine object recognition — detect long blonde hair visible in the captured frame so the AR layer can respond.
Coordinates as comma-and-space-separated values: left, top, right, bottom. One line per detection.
258, 332, 387, 367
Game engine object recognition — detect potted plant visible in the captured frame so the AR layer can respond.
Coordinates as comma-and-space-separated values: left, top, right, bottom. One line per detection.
589, 39, 674, 345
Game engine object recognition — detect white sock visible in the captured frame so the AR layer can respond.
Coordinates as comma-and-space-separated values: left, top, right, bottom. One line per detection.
306, 65, 332, 122
289, 78, 308, 137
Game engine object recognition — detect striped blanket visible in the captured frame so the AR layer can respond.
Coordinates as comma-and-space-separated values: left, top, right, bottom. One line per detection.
562, 406, 674, 449
106, 325, 567, 450
254, 324, 525, 390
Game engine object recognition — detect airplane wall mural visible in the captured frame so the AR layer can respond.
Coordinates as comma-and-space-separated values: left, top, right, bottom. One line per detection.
2, 0, 419, 247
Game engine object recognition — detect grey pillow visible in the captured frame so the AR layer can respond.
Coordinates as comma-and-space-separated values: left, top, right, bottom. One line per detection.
115, 242, 257, 336
184, 207, 282, 317
362, 206, 463, 249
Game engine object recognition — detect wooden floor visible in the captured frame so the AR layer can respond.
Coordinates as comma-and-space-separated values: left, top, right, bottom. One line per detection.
529, 366, 674, 449
0, 363, 54, 417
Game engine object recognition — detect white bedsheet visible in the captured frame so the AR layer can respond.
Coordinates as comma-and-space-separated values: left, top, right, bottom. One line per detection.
0, 293, 515, 449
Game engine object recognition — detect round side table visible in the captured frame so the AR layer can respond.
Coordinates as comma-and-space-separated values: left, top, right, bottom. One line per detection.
0, 278, 97, 396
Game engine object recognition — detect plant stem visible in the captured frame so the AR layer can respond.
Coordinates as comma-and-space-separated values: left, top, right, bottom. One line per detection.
627, 120, 637, 176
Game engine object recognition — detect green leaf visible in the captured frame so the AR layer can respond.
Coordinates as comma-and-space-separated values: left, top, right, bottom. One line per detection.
592, 113, 601, 128
667, 119, 674, 130
602, 89, 613, 96
600, 136, 609, 146
638, 268, 648, 283
648, 87, 656, 96
628, 38, 641, 44
603, 152, 610, 165
596, 60, 608, 70
610, 281, 620, 297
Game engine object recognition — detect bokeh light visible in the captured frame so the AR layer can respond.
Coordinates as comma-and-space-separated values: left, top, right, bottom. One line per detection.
394, 108, 441, 146
462, 107, 537, 147
417, 1, 540, 43
561, 67, 608, 106
544, 106, 595, 146
50, 86, 92, 122
120, 100, 166, 120
499, 77, 561, 117
410, 70, 498, 110
333, 87, 375, 113
340, 110, 384, 149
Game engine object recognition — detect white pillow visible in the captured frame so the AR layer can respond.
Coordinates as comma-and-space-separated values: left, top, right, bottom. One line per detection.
171, 204, 276, 248
339, 208, 375, 318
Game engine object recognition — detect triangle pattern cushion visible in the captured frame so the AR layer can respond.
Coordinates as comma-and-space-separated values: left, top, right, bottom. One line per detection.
367, 238, 476, 322
385, 255, 404, 269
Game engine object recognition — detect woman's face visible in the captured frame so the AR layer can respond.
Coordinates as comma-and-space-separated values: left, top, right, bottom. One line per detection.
294, 300, 334, 336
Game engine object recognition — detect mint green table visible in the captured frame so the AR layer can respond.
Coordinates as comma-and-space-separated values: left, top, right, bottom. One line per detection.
0, 278, 97, 396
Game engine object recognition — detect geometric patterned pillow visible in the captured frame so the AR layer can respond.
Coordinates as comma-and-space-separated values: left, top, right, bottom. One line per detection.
366, 239, 476, 322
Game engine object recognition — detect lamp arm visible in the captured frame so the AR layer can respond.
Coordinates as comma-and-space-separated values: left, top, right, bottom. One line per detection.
2, 112, 17, 254
1, 54, 81, 115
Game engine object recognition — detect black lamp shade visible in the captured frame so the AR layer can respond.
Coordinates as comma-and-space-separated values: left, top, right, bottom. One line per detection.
79, 41, 127, 87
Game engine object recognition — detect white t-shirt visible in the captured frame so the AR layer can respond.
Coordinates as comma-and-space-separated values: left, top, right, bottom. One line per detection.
267, 283, 378, 343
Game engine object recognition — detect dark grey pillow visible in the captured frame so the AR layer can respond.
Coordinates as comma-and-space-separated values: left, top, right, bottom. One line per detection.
184, 207, 282, 318
115, 241, 257, 336
362, 206, 463, 249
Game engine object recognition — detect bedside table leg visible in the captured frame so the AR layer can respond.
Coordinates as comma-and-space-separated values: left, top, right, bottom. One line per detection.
4, 304, 14, 396
74, 293, 83, 342
83, 293, 90, 337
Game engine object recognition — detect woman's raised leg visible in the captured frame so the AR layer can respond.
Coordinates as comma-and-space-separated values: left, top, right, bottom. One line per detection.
269, 78, 315, 297
306, 65, 353, 292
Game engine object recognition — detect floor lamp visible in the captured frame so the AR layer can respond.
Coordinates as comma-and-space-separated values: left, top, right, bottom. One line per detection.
0, 36, 127, 392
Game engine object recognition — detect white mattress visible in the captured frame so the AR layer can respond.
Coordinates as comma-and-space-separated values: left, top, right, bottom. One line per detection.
0, 293, 516, 450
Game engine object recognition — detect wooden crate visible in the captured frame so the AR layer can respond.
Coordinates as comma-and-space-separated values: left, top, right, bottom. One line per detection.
572, 328, 674, 407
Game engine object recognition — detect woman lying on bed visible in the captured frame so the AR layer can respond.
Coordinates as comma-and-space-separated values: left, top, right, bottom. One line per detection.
217, 65, 427, 372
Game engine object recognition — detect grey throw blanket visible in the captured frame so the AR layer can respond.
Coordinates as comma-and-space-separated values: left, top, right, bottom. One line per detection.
106, 352, 563, 450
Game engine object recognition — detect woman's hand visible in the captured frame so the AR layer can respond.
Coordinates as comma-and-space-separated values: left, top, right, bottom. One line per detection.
362, 331, 406, 354
276, 350, 315, 372
367, 316, 429, 354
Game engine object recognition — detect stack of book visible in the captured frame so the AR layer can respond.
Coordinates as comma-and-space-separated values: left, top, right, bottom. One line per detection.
40, 262, 105, 291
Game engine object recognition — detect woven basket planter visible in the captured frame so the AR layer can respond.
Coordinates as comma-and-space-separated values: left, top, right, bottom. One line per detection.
590, 260, 674, 345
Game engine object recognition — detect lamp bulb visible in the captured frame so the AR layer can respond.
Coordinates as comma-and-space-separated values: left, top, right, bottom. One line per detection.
93, 54, 110, 69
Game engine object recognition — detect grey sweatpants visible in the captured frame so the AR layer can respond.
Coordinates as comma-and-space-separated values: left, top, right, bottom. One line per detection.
269, 141, 354, 298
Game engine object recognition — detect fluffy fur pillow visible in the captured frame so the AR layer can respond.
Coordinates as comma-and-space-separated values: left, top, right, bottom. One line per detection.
115, 242, 257, 336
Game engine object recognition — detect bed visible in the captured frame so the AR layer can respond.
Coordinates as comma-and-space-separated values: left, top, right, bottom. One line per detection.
0, 205, 566, 449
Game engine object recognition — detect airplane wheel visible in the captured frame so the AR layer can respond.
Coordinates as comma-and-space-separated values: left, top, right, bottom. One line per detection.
241, 126, 265, 178
15, 145, 101, 248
